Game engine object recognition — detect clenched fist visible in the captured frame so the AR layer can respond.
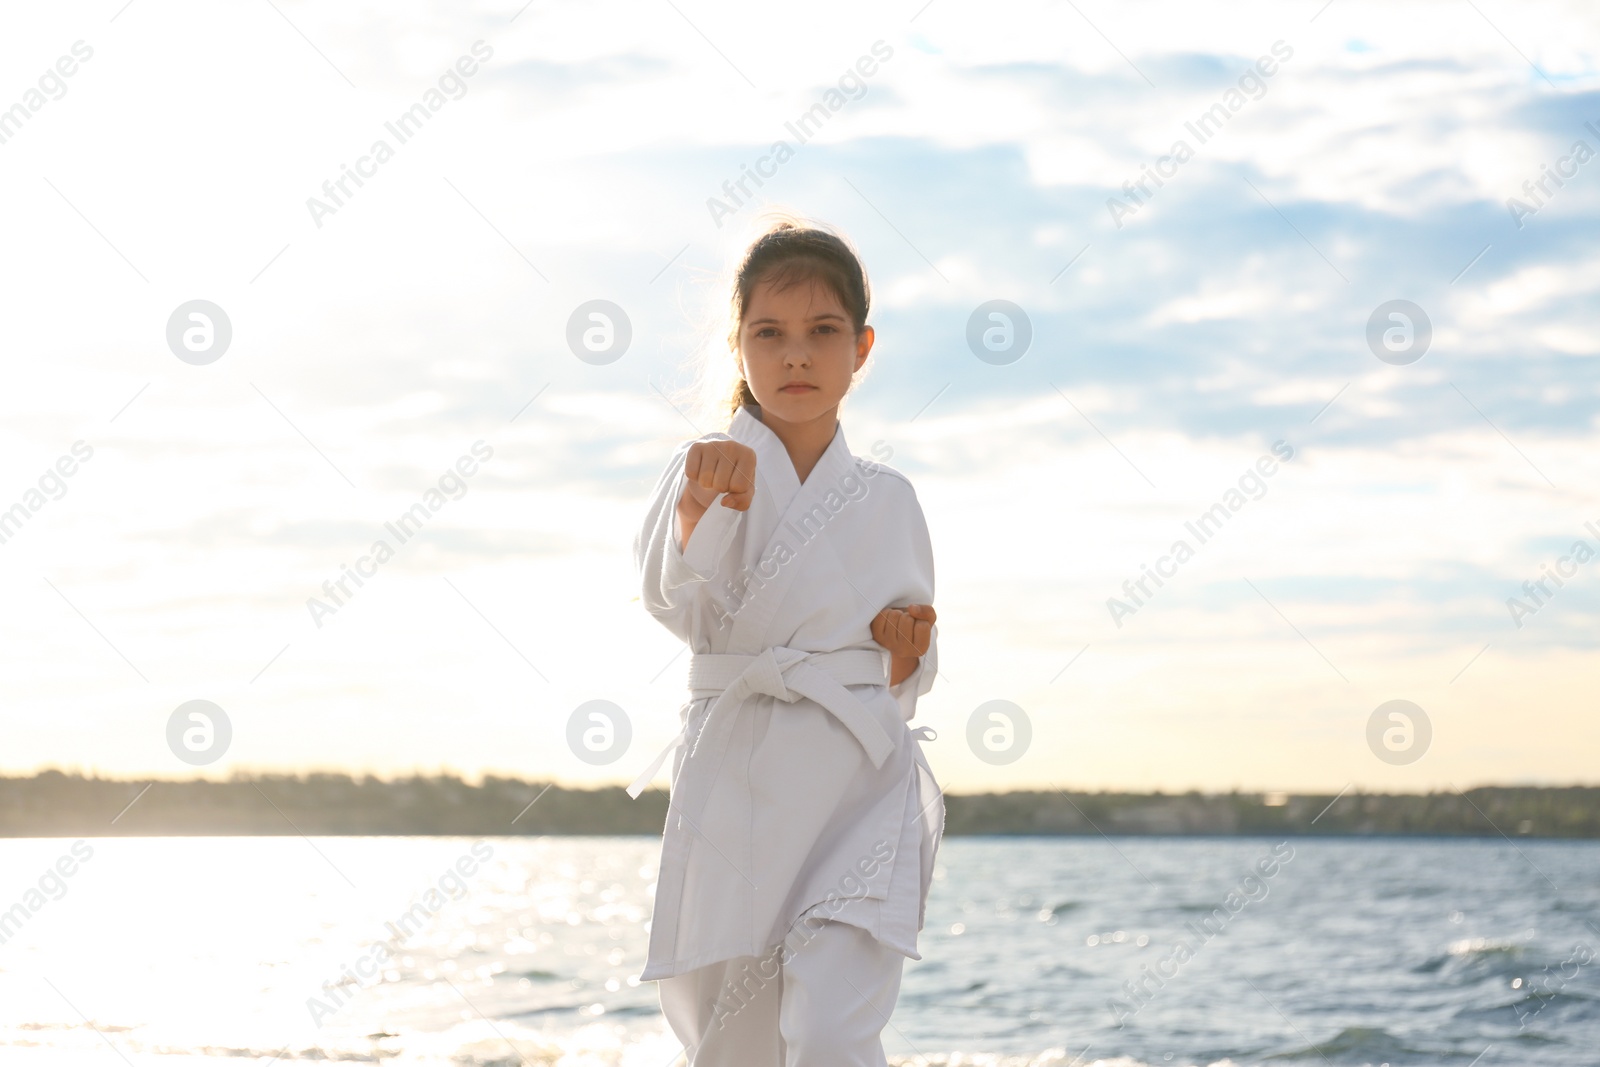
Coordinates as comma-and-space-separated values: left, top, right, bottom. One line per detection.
676, 439, 757, 554
872, 603, 935, 686
682, 439, 757, 512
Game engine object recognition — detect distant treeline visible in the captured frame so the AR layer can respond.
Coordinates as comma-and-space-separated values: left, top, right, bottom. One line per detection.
2, 771, 1598, 838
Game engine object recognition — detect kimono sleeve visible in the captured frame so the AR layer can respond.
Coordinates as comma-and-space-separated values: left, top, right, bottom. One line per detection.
887, 477, 938, 723
890, 622, 937, 723
634, 434, 744, 635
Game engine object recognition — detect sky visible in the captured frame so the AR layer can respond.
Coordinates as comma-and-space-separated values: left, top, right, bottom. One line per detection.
0, 0, 1596, 796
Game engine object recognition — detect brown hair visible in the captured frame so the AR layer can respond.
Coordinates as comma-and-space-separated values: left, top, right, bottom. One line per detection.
720, 216, 871, 423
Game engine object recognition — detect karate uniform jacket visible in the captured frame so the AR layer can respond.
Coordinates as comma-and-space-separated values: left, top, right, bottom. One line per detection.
630, 404, 945, 982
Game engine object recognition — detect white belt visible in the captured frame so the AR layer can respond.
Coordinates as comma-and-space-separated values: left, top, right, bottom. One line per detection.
626, 646, 898, 800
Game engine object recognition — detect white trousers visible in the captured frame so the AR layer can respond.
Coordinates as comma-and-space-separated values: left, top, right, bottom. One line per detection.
657, 917, 906, 1067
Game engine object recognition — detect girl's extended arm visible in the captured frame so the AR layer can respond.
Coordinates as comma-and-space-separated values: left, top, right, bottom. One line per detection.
677, 439, 757, 551
635, 437, 756, 635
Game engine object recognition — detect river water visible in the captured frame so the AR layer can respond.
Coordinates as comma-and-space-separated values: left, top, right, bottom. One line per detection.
0, 835, 1594, 1064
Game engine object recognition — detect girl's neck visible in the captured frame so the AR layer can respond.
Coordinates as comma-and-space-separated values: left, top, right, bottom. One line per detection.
748, 404, 839, 485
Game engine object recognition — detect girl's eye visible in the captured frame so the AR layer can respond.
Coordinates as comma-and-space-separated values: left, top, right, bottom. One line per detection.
815, 324, 837, 334
755, 327, 778, 338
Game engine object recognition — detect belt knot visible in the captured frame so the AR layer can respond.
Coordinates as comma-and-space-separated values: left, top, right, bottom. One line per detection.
739, 645, 808, 702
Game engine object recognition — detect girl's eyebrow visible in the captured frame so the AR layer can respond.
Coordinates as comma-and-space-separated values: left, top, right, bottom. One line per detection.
747, 312, 847, 325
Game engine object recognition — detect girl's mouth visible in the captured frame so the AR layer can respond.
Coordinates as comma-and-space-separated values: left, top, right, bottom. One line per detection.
779, 383, 817, 393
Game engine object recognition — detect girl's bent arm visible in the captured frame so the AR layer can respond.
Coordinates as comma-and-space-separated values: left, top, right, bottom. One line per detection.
890, 621, 937, 719
887, 484, 939, 722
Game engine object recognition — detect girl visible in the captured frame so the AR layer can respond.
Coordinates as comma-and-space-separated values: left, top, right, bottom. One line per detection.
627, 217, 944, 1066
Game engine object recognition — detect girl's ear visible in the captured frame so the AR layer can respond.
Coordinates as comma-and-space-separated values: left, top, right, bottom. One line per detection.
855, 325, 875, 371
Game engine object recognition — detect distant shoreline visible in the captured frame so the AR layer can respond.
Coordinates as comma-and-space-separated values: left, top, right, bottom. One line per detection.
5, 771, 1598, 838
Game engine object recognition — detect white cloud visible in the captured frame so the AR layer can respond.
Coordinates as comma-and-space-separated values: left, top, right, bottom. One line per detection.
2, 0, 1596, 789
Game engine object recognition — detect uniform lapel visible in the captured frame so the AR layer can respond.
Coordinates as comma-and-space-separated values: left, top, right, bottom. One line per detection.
728, 405, 798, 516
726, 407, 856, 653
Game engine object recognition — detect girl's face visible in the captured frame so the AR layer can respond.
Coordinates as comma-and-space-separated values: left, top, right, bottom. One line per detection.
737, 273, 873, 427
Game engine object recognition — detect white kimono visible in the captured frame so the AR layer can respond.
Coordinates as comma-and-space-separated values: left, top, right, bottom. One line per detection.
629, 404, 945, 983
